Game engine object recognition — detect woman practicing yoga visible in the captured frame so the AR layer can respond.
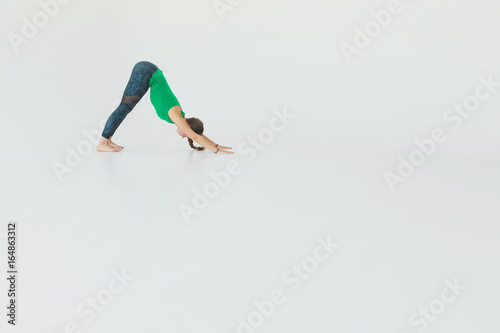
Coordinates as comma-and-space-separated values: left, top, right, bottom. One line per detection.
96, 61, 233, 154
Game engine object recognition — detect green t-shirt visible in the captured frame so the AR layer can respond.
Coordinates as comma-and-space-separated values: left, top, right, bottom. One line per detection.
149, 69, 185, 123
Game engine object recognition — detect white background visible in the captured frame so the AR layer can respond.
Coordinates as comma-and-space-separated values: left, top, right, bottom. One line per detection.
1, 0, 499, 332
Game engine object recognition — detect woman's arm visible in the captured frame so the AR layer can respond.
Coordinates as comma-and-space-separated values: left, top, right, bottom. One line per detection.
201, 134, 217, 147
169, 107, 234, 154
200, 134, 232, 149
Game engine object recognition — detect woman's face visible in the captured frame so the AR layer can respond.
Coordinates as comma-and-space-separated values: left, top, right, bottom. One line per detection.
177, 127, 187, 138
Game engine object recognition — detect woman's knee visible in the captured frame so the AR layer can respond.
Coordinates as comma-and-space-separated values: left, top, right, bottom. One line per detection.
121, 95, 140, 104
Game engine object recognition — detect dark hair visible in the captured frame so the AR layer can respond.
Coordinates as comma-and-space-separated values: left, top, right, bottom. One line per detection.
186, 117, 205, 151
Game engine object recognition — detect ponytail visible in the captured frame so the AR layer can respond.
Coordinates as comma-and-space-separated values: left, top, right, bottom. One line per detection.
188, 137, 205, 151
185, 117, 205, 151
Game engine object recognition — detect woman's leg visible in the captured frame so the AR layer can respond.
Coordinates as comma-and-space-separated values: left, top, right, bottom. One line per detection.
97, 61, 159, 152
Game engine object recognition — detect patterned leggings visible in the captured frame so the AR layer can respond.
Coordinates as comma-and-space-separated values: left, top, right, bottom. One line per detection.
101, 61, 159, 139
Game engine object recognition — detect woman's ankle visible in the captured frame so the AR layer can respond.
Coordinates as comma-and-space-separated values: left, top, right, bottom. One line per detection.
98, 136, 109, 144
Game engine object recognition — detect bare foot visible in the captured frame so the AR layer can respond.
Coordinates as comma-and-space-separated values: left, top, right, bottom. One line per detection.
97, 142, 120, 152
96, 137, 121, 152
109, 137, 124, 150
109, 140, 123, 150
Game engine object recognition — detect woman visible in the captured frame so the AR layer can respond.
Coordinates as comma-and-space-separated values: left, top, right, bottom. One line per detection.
96, 61, 233, 154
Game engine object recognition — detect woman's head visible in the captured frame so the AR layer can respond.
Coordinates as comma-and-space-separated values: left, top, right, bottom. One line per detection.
180, 117, 205, 151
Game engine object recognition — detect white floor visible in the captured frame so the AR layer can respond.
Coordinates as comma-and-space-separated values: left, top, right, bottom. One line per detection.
1, 140, 499, 333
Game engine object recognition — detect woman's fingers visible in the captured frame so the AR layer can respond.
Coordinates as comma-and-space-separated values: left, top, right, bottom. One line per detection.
218, 150, 234, 154
219, 145, 232, 150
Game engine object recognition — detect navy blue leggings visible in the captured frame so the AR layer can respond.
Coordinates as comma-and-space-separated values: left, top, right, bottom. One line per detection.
101, 61, 159, 139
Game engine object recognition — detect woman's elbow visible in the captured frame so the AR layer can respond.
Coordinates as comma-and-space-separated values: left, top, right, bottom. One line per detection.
189, 133, 201, 141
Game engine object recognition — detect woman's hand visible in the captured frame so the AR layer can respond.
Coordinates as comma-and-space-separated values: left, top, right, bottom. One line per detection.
216, 147, 234, 154
215, 144, 234, 154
